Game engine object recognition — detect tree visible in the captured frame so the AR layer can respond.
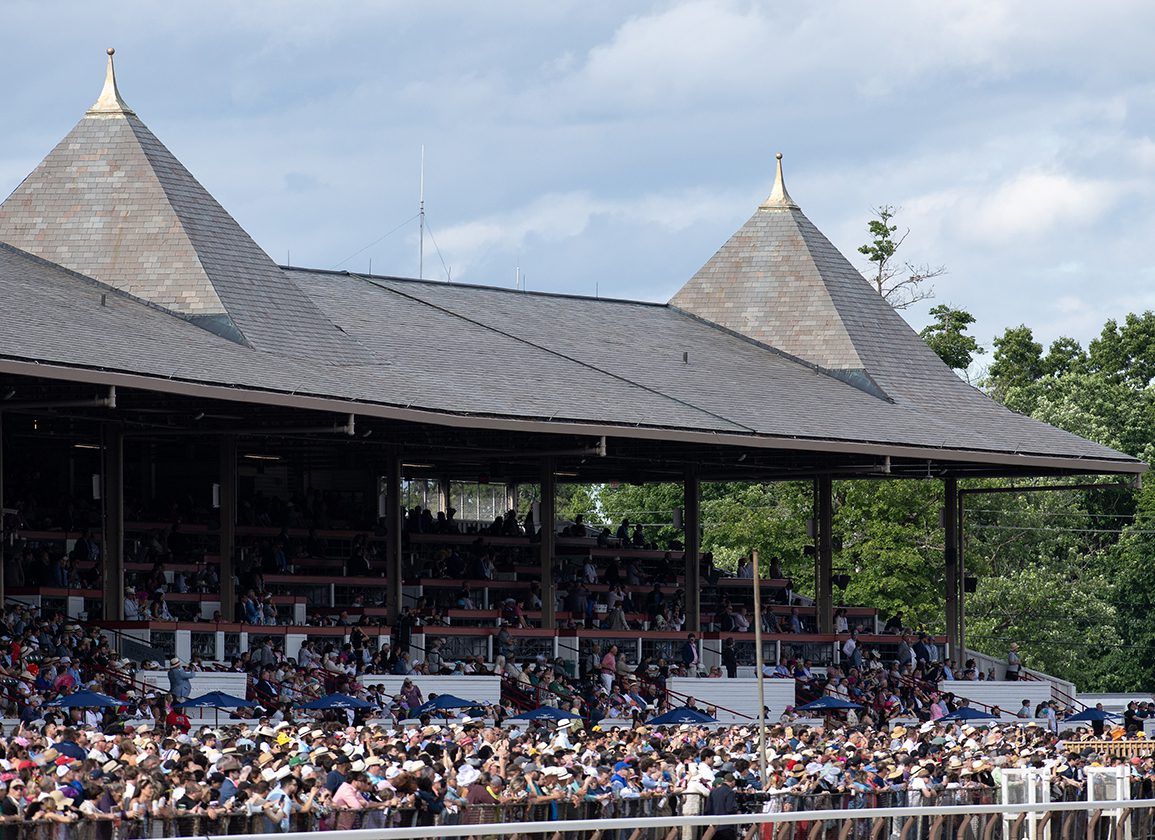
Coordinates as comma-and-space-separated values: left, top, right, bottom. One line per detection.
986, 325, 1044, 401
858, 205, 944, 309
1088, 312, 1155, 388
919, 305, 984, 371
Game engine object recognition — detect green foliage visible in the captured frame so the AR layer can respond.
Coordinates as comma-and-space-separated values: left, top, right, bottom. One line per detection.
919, 305, 984, 370
1088, 312, 1155, 388
987, 325, 1044, 400
1103, 482, 1155, 690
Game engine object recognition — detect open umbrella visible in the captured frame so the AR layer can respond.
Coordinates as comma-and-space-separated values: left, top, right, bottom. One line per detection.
178, 691, 260, 725
47, 690, 122, 708
506, 706, 584, 722
299, 693, 376, 711
414, 694, 483, 716
1063, 708, 1122, 723
795, 696, 862, 712
649, 707, 717, 725
937, 706, 998, 723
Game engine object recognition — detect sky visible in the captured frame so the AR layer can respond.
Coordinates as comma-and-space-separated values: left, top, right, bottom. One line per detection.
3, 0, 1155, 363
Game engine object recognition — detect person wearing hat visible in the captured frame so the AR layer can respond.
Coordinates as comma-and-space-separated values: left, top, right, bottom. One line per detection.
167, 658, 194, 703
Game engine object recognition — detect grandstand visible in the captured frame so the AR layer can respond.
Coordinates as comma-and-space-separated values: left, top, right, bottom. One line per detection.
0, 50, 1146, 720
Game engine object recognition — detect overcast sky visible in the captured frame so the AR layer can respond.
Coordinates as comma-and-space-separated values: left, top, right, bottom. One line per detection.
3, 1, 1154, 361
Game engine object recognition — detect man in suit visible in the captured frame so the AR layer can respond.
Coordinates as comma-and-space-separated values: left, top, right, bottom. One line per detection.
681, 633, 699, 672
167, 657, 194, 702
706, 772, 740, 840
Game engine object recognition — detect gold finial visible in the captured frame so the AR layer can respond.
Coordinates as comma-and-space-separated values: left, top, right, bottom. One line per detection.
88, 47, 134, 116
760, 152, 798, 210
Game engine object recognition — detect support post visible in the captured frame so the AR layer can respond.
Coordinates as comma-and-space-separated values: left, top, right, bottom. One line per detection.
386, 454, 404, 624
944, 478, 959, 660
956, 486, 967, 656
101, 425, 125, 622
751, 549, 768, 783
815, 475, 834, 634
539, 458, 556, 629
684, 467, 701, 633
0, 411, 5, 609
219, 436, 237, 622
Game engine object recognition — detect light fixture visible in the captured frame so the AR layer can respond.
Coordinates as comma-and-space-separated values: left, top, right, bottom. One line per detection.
72, 443, 101, 451
401, 463, 434, 469
243, 453, 281, 462
554, 471, 579, 478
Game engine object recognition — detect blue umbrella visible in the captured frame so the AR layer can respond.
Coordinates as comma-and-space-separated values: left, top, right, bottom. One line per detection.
47, 690, 122, 708
178, 691, 259, 709
1063, 708, 1122, 723
299, 693, 376, 710
414, 695, 482, 716
506, 706, 584, 722
649, 707, 717, 725
938, 707, 998, 722
795, 696, 862, 712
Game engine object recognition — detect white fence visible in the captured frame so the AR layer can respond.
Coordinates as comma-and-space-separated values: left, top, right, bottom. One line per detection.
666, 676, 795, 723
137, 670, 248, 698
358, 675, 501, 707
938, 679, 1053, 717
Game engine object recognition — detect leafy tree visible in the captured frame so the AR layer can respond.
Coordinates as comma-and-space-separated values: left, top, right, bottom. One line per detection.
1042, 336, 1086, 377
1088, 312, 1155, 388
858, 205, 944, 309
986, 325, 1044, 401
919, 305, 984, 371
1104, 481, 1155, 690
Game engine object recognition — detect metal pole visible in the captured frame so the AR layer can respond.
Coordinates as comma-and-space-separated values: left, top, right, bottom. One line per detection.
219, 436, 237, 622
684, 467, 701, 633
957, 489, 967, 656
539, 457, 556, 629
0, 411, 5, 609
101, 424, 125, 621
751, 549, 768, 787
386, 454, 403, 622
816, 475, 834, 633
944, 478, 959, 659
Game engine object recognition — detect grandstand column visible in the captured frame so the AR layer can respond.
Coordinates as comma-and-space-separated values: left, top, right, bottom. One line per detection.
815, 475, 834, 634
219, 436, 237, 622
101, 424, 125, 621
944, 477, 960, 659
684, 467, 701, 633
539, 458, 556, 628
0, 411, 5, 608
386, 454, 403, 623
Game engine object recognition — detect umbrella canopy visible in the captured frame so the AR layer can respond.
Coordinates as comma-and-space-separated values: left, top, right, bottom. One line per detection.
795, 696, 862, 712
47, 690, 121, 708
938, 706, 999, 722
299, 693, 376, 711
1063, 708, 1122, 723
649, 707, 717, 725
178, 691, 260, 709
414, 695, 482, 715
506, 706, 584, 722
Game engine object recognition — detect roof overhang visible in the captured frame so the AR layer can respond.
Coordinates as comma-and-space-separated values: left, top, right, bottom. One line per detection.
0, 357, 1143, 478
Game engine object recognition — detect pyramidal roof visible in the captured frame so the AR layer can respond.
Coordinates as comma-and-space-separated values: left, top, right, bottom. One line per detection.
670, 154, 962, 403
0, 50, 367, 364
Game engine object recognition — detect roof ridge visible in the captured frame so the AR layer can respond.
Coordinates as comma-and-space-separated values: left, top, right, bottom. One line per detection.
285, 266, 671, 308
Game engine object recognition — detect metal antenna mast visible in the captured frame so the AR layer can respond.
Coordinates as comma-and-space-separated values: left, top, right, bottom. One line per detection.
418, 145, 425, 280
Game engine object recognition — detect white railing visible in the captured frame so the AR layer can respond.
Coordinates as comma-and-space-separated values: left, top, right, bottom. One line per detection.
168, 796, 1155, 840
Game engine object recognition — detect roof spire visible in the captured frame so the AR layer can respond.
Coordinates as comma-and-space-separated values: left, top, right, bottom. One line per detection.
88, 48, 134, 116
760, 152, 798, 210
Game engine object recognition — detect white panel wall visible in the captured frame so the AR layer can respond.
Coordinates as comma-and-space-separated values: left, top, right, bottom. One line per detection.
938, 681, 1051, 718
666, 677, 796, 724
359, 675, 501, 707
138, 670, 248, 698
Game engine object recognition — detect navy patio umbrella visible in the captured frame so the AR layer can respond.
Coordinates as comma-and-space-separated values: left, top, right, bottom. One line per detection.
47, 690, 122, 708
795, 696, 862, 712
299, 693, 376, 710
178, 691, 261, 725
506, 706, 584, 722
1063, 708, 1122, 723
937, 706, 998, 723
414, 694, 483, 717
649, 707, 717, 725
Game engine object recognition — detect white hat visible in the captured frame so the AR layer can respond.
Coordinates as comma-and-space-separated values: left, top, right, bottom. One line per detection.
457, 765, 481, 786
350, 760, 366, 772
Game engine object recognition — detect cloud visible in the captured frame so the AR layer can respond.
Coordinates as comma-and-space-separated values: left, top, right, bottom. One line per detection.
960, 171, 1122, 242
433, 186, 744, 280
